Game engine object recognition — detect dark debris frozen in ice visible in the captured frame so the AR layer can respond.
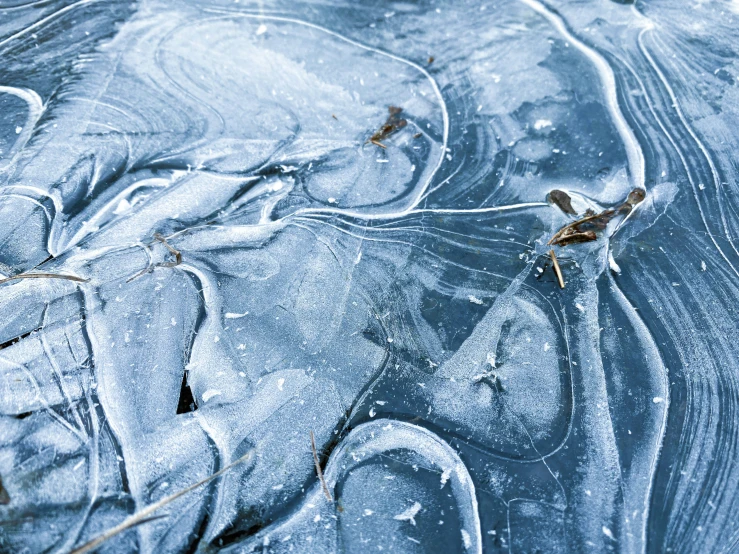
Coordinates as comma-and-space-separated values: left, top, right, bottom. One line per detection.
0, 0, 737, 552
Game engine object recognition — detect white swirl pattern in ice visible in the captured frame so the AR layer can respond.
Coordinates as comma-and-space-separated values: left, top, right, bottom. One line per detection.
0, 0, 736, 552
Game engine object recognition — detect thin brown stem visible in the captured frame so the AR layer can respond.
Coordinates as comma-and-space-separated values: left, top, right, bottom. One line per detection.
154, 233, 182, 267
69, 450, 253, 554
0, 273, 88, 286
310, 430, 333, 502
550, 249, 565, 289
126, 234, 182, 282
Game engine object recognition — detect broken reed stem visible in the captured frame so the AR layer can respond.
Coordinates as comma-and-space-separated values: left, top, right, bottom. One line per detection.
310, 430, 333, 502
550, 249, 565, 289
0, 273, 88, 286
154, 233, 182, 267
126, 233, 183, 282
69, 450, 253, 554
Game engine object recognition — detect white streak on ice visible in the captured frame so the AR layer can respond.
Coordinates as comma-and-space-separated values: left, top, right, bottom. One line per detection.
517, 0, 646, 193
200, 12, 450, 220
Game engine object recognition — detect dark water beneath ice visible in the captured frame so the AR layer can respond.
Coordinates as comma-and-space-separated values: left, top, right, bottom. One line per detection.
0, 0, 737, 552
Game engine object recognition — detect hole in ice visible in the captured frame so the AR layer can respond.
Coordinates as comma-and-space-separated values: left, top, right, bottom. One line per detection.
176, 372, 197, 414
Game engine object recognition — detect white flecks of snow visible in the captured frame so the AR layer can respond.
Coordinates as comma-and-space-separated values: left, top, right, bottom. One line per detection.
461, 529, 472, 549
534, 119, 552, 130
225, 312, 249, 319
653, 396, 664, 404
113, 198, 132, 215
468, 295, 484, 305
440, 468, 452, 488
202, 389, 222, 402
602, 526, 615, 540
394, 501, 422, 526
277, 377, 285, 391
256, 24, 267, 35
609, 252, 621, 274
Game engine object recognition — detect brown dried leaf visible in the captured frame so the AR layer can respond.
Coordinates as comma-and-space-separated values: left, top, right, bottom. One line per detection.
547, 190, 577, 215
368, 106, 408, 147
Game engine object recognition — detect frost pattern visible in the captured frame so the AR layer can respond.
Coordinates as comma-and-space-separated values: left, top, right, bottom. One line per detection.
0, 0, 737, 552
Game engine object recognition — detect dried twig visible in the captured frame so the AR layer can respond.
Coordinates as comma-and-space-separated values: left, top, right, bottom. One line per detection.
125, 268, 150, 283
547, 212, 606, 247
69, 449, 253, 554
310, 430, 333, 502
126, 233, 182, 283
550, 249, 565, 289
0, 273, 87, 286
153, 233, 182, 268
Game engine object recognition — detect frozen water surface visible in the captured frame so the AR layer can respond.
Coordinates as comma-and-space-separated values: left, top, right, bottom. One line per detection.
0, 0, 737, 552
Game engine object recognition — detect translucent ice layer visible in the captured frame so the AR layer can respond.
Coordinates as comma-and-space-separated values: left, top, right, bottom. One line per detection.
0, 0, 736, 552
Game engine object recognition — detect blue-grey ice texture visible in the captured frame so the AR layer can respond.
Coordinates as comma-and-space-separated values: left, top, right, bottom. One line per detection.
0, 0, 737, 552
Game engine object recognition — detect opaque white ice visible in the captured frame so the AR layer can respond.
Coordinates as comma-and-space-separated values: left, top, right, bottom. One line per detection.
0, 0, 735, 552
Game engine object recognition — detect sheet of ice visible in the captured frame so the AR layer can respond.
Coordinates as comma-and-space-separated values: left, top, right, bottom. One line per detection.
0, 0, 736, 552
